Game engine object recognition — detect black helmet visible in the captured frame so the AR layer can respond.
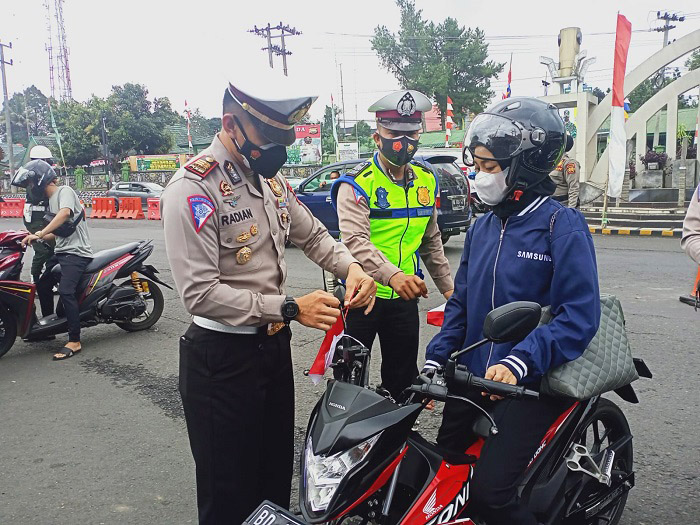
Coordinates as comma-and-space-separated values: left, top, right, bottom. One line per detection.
12, 159, 57, 204
463, 97, 566, 195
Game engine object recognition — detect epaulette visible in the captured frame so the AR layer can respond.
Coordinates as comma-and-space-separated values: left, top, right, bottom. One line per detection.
347, 160, 372, 178
410, 158, 432, 173
184, 154, 218, 178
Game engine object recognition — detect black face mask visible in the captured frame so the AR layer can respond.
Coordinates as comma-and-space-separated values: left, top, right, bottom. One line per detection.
378, 134, 419, 167
27, 185, 48, 205
233, 117, 287, 179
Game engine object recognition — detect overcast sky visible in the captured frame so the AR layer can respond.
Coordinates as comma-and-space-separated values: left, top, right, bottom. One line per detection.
2, 0, 699, 125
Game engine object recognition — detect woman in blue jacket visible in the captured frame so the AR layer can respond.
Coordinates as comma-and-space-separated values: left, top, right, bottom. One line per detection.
425, 97, 600, 525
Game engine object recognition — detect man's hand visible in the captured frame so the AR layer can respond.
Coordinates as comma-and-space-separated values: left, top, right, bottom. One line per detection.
21, 234, 39, 248
389, 272, 428, 301
483, 364, 517, 401
344, 263, 377, 314
443, 289, 454, 300
296, 290, 341, 331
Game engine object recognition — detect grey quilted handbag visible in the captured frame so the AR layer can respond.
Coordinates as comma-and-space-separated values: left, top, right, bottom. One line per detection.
539, 294, 639, 400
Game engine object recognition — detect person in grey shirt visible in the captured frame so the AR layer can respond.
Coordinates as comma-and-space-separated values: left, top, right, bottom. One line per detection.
20, 160, 93, 360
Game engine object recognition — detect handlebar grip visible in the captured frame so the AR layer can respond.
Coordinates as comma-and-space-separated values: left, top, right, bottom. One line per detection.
469, 376, 538, 400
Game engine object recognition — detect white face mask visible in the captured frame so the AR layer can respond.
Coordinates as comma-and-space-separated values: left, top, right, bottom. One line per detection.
472, 168, 510, 206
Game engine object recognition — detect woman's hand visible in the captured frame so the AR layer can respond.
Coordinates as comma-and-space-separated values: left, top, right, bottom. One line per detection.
483, 364, 516, 401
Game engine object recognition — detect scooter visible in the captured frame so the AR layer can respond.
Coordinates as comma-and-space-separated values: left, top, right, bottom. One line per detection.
0, 230, 172, 358
246, 300, 652, 525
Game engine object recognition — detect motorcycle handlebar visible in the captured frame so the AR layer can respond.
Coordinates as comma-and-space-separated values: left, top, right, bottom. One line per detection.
449, 365, 539, 400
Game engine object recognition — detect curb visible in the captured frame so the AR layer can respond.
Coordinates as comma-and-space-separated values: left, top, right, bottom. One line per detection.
588, 226, 682, 238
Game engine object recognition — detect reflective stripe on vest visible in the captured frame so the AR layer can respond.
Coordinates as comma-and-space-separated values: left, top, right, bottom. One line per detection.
352, 154, 437, 299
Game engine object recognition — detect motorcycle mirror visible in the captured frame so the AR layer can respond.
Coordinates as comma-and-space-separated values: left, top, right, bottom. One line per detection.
482, 301, 541, 343
334, 284, 347, 306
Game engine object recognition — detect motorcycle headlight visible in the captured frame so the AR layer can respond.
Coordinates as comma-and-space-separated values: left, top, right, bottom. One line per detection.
304, 433, 381, 512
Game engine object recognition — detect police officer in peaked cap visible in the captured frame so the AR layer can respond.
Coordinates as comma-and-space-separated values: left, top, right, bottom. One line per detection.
161, 74, 377, 524
331, 89, 454, 401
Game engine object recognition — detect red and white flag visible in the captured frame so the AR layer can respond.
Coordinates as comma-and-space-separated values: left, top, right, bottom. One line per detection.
308, 314, 345, 384
445, 96, 454, 147
427, 303, 446, 327
607, 14, 632, 198
185, 99, 193, 150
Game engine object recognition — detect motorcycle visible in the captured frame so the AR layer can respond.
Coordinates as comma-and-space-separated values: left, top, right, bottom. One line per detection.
0, 230, 172, 358
246, 299, 652, 525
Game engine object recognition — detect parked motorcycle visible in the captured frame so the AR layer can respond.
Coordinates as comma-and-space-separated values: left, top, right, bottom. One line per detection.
0, 230, 172, 358
246, 300, 652, 525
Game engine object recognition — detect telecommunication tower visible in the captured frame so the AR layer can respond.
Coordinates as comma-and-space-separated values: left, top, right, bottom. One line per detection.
45, 0, 72, 101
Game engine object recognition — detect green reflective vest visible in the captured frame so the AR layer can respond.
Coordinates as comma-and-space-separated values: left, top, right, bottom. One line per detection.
339, 154, 437, 299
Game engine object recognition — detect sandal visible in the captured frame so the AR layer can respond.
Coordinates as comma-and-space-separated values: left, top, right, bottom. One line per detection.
53, 347, 82, 360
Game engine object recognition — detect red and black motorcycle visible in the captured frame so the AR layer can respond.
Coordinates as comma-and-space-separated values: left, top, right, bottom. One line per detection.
0, 230, 171, 358
246, 301, 652, 525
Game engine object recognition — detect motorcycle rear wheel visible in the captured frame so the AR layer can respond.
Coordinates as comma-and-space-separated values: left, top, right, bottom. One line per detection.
0, 308, 17, 359
116, 279, 164, 332
566, 398, 633, 525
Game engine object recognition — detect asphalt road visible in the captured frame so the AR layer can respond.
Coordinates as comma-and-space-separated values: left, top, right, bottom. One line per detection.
0, 218, 698, 524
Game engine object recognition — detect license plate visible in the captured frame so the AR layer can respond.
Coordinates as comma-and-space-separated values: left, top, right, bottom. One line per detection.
451, 197, 465, 210
244, 502, 307, 525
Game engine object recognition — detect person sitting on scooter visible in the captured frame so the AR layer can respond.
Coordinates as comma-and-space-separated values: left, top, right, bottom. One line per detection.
424, 98, 600, 525
15, 160, 93, 361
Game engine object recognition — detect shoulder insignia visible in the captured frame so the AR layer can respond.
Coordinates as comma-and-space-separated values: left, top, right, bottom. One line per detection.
555, 160, 564, 171
347, 160, 371, 178
410, 159, 431, 173
184, 155, 218, 178
223, 160, 242, 184
565, 162, 577, 175
187, 195, 216, 233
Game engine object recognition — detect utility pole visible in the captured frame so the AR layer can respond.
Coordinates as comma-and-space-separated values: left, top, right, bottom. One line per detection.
248, 23, 301, 76
23, 90, 31, 139
339, 64, 346, 139
654, 11, 685, 48
0, 40, 14, 180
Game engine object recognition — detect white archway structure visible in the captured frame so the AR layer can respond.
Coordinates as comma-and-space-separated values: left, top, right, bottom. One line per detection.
589, 67, 700, 186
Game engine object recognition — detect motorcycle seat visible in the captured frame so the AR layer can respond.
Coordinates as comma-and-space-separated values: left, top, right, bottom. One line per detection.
85, 242, 140, 273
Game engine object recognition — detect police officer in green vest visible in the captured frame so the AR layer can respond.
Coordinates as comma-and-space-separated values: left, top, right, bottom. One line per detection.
331, 90, 454, 399
21, 146, 56, 283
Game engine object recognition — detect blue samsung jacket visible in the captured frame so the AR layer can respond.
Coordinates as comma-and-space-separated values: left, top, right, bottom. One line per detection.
425, 196, 600, 386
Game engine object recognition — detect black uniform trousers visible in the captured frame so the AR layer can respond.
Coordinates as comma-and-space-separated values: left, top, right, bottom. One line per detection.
437, 389, 572, 525
179, 323, 295, 525
37, 253, 91, 342
345, 297, 419, 400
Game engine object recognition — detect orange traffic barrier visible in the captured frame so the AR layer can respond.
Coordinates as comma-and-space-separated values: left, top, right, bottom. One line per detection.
147, 198, 161, 220
0, 198, 26, 218
90, 197, 117, 219
116, 197, 145, 219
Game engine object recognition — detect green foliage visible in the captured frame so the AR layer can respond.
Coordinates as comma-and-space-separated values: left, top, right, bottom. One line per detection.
0, 85, 51, 146
372, 0, 503, 128
322, 105, 342, 155
686, 49, 700, 71
52, 99, 102, 166
628, 75, 697, 112
186, 108, 220, 138
591, 87, 609, 103
351, 120, 375, 151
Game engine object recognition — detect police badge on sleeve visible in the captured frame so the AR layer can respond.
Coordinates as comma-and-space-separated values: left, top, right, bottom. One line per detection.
374, 187, 390, 209
188, 195, 215, 233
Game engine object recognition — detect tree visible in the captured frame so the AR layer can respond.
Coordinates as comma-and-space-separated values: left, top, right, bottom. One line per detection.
686, 49, 700, 71
591, 87, 609, 103
104, 83, 178, 160
186, 108, 220, 138
0, 86, 51, 146
372, 0, 503, 129
351, 120, 374, 151
52, 99, 102, 166
321, 105, 342, 155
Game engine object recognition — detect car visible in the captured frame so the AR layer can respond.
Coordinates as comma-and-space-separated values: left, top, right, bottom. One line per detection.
294, 153, 471, 244
285, 176, 305, 191
106, 182, 164, 207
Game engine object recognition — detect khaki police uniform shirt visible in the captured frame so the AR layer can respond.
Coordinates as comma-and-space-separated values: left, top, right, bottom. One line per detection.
550, 154, 580, 208
681, 185, 700, 265
161, 134, 357, 327
335, 158, 454, 295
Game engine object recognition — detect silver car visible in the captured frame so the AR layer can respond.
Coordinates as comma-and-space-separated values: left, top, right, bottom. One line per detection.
107, 182, 164, 207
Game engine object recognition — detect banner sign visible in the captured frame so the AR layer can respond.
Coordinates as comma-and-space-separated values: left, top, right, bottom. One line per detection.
337, 142, 359, 162
130, 154, 184, 172
287, 124, 322, 164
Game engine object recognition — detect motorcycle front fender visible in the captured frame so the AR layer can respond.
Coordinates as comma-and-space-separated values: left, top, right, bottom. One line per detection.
0, 280, 36, 336
136, 265, 173, 290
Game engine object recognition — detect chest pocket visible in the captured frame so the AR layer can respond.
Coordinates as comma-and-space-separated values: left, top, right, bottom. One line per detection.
220, 217, 262, 274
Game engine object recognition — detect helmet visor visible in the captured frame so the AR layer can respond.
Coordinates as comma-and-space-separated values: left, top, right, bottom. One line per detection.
11, 167, 32, 188
463, 114, 525, 166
